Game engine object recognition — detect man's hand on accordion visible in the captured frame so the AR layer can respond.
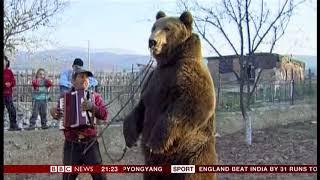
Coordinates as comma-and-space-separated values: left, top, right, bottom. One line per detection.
81, 99, 93, 111
50, 107, 63, 120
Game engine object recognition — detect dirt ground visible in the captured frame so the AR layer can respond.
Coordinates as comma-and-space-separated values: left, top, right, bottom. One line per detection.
216, 120, 317, 180
4, 119, 317, 180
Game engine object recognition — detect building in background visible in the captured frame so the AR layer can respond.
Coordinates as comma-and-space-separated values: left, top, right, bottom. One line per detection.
206, 53, 305, 84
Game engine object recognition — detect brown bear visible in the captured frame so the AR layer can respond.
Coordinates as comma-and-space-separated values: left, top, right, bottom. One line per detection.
123, 11, 217, 180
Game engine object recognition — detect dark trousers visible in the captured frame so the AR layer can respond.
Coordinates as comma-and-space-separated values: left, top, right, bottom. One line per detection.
4, 96, 17, 128
29, 100, 48, 127
63, 139, 107, 180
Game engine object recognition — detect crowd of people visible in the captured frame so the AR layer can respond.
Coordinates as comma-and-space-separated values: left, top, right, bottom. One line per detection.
3, 57, 101, 131
3, 56, 109, 179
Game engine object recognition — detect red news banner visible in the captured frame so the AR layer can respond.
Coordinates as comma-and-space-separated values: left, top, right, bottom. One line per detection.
3, 165, 318, 174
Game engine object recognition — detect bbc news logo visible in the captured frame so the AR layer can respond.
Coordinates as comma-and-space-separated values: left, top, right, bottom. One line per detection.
171, 165, 195, 173
50, 166, 72, 173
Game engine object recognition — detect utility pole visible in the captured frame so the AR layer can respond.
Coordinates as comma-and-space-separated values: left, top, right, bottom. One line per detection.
88, 40, 90, 70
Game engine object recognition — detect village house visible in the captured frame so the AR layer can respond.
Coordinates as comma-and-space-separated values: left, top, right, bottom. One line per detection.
206, 53, 305, 84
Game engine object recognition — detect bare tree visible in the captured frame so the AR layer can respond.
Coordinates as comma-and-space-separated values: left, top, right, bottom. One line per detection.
178, 0, 305, 145
4, 0, 69, 54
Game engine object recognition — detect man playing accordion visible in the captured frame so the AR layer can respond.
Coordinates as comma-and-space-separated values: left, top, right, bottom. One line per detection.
50, 68, 108, 180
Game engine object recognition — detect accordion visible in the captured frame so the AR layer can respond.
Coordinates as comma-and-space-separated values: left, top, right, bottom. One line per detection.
59, 90, 94, 129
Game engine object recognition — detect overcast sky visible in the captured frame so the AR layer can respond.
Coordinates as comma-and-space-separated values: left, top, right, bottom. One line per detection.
34, 0, 317, 56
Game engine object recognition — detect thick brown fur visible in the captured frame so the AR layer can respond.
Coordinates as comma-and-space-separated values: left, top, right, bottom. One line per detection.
123, 11, 217, 180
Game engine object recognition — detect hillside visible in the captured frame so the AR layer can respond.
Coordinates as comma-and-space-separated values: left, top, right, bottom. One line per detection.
10, 49, 316, 74
11, 48, 150, 72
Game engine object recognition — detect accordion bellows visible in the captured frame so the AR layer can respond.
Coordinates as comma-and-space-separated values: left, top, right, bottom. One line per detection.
59, 90, 93, 129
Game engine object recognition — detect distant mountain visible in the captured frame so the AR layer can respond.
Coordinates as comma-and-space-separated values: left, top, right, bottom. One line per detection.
292, 55, 317, 74
11, 49, 317, 75
11, 47, 150, 72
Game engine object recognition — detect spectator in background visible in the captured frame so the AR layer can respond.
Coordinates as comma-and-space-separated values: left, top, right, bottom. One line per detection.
59, 58, 98, 95
3, 56, 20, 131
27, 68, 52, 130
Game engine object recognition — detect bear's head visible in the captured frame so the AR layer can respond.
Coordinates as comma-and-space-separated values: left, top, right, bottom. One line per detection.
148, 11, 193, 61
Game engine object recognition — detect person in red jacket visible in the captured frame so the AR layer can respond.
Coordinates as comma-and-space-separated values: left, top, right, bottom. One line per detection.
3, 56, 20, 131
50, 69, 108, 180
26, 68, 53, 130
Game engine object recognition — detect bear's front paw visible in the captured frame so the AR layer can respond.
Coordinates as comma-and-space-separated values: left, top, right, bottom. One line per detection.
146, 140, 165, 154
145, 115, 172, 154
145, 130, 168, 154
124, 135, 138, 148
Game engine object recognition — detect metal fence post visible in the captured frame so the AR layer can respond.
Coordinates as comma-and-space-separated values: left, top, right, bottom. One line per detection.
308, 68, 312, 95
290, 68, 294, 105
290, 79, 294, 105
217, 72, 221, 106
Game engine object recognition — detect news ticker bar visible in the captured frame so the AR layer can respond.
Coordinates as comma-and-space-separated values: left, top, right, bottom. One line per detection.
3, 165, 318, 174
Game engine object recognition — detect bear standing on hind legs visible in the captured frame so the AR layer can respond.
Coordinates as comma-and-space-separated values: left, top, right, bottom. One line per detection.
123, 11, 217, 180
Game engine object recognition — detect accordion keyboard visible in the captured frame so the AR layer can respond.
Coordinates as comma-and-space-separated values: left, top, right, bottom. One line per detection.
59, 98, 65, 130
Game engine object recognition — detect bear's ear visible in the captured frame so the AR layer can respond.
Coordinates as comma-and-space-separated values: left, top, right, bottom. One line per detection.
156, 11, 166, 20
179, 11, 193, 29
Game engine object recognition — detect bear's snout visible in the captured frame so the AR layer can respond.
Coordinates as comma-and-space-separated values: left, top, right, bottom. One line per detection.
149, 39, 157, 48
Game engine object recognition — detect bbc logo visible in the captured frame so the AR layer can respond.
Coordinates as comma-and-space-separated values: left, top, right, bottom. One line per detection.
50, 165, 72, 173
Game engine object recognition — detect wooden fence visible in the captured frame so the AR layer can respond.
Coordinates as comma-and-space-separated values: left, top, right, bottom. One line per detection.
4, 69, 317, 129
13, 69, 141, 87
